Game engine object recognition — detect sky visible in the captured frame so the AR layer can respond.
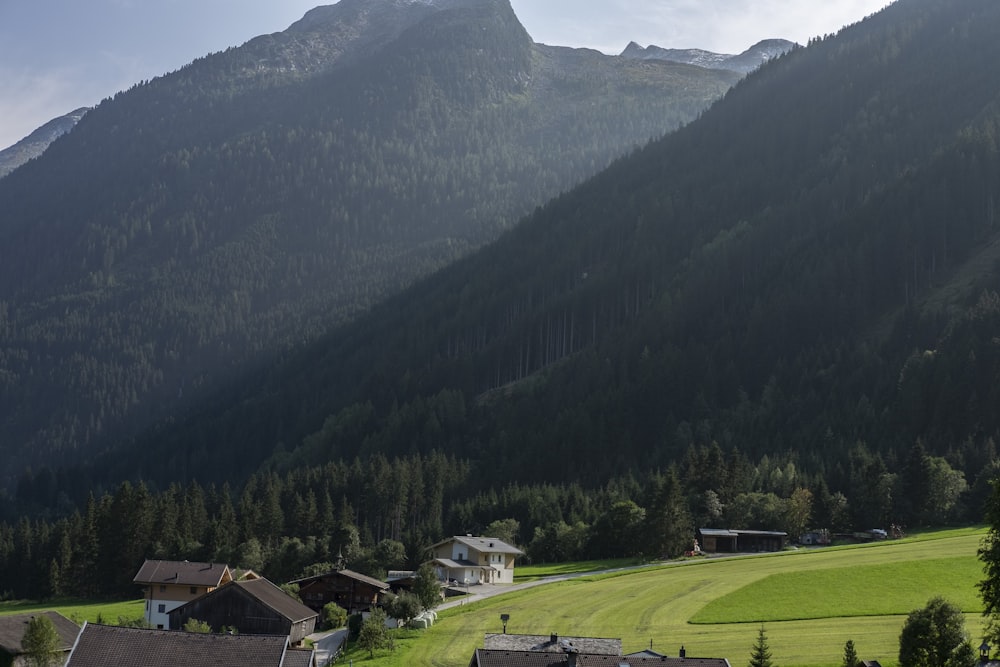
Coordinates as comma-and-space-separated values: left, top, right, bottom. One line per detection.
0, 0, 889, 150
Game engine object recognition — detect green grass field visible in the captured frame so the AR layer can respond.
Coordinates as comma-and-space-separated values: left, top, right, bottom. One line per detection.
0, 598, 145, 625
344, 527, 989, 667
514, 558, 645, 582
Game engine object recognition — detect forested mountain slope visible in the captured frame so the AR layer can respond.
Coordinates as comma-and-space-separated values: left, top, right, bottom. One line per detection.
0, 0, 738, 485
62, 0, 1000, 496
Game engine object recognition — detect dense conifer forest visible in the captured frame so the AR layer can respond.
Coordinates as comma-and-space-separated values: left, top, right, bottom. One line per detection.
3, 0, 1000, 600
0, 0, 735, 484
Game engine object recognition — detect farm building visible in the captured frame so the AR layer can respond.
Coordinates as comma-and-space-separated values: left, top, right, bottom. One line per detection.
0, 611, 79, 667
167, 578, 317, 645
470, 633, 731, 667
133, 560, 242, 629
697, 528, 787, 553
64, 623, 314, 667
289, 567, 389, 615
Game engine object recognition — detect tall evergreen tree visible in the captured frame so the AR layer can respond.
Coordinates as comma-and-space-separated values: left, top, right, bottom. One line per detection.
842, 639, 859, 667
749, 625, 775, 667
643, 467, 693, 560
979, 477, 1000, 646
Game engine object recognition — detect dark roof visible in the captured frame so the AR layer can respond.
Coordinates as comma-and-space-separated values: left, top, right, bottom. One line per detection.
471, 650, 731, 667
0, 611, 80, 654
697, 529, 788, 538
65, 623, 290, 667
133, 560, 231, 587
434, 558, 490, 570
233, 579, 318, 623
170, 578, 318, 624
289, 568, 389, 590
433, 536, 524, 555
484, 634, 621, 655
282, 648, 316, 667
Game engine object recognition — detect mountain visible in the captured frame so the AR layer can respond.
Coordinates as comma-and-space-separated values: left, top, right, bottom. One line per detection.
0, 107, 89, 178
68, 0, 1000, 497
620, 39, 796, 74
0, 0, 738, 487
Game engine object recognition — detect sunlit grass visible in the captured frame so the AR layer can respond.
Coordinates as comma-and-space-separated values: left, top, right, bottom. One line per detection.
353, 528, 989, 667
0, 598, 145, 625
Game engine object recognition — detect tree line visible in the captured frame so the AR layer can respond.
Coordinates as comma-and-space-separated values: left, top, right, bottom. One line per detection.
1, 437, 986, 601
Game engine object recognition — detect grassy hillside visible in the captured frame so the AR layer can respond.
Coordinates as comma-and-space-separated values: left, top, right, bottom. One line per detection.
351, 528, 987, 667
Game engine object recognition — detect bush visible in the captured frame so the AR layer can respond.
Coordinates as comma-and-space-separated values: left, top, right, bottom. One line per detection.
323, 602, 348, 630
347, 613, 364, 640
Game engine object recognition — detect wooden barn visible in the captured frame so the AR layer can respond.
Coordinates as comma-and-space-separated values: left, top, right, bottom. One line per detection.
168, 578, 317, 645
289, 568, 389, 615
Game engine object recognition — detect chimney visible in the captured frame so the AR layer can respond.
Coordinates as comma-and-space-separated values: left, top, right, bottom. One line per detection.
680, 646, 687, 658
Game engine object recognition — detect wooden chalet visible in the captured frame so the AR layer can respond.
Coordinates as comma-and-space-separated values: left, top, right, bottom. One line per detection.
167, 578, 317, 645
289, 567, 389, 615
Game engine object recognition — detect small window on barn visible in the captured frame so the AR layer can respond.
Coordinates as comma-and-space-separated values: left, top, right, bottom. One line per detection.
190, 586, 198, 595
159, 585, 167, 593
157, 604, 165, 613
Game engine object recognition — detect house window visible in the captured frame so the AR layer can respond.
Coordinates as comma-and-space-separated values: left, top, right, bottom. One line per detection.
157, 604, 166, 613
159, 585, 167, 593
190, 586, 198, 595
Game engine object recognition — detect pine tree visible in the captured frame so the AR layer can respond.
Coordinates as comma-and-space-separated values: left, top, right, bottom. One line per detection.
979, 477, 1000, 647
843, 639, 859, 667
748, 625, 774, 667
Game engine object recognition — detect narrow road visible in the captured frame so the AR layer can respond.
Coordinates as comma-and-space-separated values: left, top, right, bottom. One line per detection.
308, 627, 348, 666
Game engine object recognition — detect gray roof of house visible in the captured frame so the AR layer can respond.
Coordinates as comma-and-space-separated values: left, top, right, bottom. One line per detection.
65, 623, 290, 667
282, 648, 316, 667
471, 649, 731, 667
133, 560, 231, 587
434, 535, 524, 555
434, 558, 490, 570
483, 634, 621, 655
0, 611, 80, 654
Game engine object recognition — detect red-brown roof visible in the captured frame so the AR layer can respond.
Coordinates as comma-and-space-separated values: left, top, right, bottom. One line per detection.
133, 560, 231, 587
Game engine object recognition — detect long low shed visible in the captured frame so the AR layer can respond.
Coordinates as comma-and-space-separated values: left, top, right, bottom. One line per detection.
698, 528, 787, 553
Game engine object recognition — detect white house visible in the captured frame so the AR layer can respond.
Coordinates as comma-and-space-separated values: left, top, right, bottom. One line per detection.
428, 535, 523, 585
132, 560, 234, 629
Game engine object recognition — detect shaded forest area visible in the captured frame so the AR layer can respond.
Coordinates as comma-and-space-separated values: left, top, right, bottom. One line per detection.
58, 0, 1000, 494
0, 0, 735, 484
1, 437, 984, 601
4, 0, 1000, 604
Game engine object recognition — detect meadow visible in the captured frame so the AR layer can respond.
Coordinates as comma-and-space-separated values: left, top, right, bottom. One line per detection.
345, 527, 989, 667
0, 598, 145, 625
